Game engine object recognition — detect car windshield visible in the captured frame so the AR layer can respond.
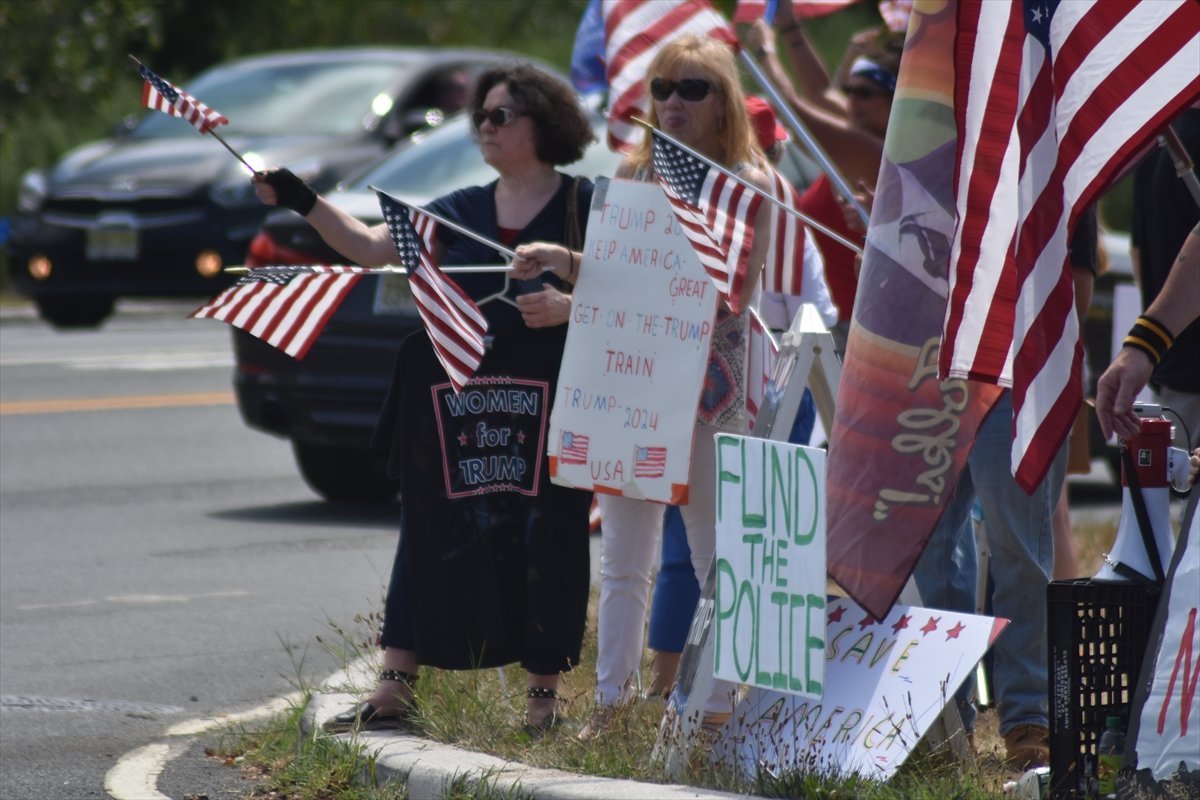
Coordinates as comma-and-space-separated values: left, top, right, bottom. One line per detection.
132, 57, 418, 138
355, 117, 622, 198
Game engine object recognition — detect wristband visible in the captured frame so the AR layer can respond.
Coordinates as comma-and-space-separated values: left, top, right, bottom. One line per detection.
778, 21, 801, 34
260, 168, 318, 216
1123, 314, 1174, 365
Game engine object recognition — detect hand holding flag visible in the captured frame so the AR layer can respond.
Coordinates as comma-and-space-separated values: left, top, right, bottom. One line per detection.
375, 190, 489, 393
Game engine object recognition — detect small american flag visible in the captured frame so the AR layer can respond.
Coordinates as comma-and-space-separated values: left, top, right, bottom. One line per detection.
633, 445, 667, 478
762, 165, 807, 296
651, 130, 763, 313
602, 0, 737, 152
377, 191, 488, 394
138, 64, 228, 134
942, 0, 1200, 490
560, 431, 590, 464
191, 265, 366, 359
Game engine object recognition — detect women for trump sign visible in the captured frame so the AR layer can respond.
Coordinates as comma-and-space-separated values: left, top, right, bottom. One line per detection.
549, 178, 718, 503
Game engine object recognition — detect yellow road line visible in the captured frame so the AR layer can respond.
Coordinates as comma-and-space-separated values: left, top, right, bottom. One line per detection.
0, 391, 235, 416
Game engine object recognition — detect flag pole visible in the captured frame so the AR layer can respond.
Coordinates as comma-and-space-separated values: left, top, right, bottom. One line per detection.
128, 54, 255, 174
633, 118, 864, 255
370, 186, 518, 265
224, 264, 509, 276
738, 50, 871, 226
1159, 126, 1200, 209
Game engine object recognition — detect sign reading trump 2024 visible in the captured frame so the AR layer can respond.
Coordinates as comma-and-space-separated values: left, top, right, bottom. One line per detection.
714, 434, 827, 697
549, 178, 717, 504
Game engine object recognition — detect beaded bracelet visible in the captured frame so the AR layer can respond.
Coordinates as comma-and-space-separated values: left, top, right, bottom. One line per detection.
1123, 314, 1174, 365
778, 21, 802, 34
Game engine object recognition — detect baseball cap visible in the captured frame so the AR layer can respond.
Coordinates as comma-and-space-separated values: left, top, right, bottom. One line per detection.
744, 95, 787, 152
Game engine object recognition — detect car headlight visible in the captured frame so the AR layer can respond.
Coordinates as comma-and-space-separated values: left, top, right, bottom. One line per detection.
17, 171, 47, 214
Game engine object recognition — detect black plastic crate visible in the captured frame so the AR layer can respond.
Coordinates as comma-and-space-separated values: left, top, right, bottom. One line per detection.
1047, 579, 1160, 799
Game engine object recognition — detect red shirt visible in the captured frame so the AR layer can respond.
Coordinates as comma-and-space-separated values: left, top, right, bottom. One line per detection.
797, 175, 864, 324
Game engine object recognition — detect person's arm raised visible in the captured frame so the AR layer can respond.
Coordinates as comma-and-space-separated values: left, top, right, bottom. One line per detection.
253, 168, 397, 267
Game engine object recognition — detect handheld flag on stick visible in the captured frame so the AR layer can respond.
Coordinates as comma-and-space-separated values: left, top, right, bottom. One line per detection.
648, 128, 763, 313
941, 0, 1200, 491
762, 164, 808, 295
130, 55, 254, 173
191, 265, 367, 359
375, 190, 488, 393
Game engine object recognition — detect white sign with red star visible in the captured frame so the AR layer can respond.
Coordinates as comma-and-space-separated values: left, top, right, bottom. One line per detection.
715, 596, 1006, 781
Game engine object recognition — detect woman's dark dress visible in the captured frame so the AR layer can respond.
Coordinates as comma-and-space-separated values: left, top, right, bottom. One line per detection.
372, 175, 593, 673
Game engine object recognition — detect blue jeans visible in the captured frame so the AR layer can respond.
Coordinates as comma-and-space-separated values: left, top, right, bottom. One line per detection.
911, 391, 1066, 736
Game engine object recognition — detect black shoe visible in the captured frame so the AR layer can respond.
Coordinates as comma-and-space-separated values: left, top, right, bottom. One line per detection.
521, 686, 561, 738
322, 701, 414, 733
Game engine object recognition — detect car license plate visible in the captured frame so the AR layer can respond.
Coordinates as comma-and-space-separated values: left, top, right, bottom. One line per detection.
374, 273, 416, 315
86, 227, 139, 261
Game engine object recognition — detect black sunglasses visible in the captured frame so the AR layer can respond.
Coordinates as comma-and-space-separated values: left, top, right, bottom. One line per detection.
649, 78, 714, 102
472, 106, 524, 130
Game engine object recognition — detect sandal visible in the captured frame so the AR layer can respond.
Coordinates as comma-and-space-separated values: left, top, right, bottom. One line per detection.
521, 686, 561, 737
322, 669, 417, 733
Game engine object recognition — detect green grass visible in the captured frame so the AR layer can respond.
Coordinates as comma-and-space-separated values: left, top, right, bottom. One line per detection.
213, 586, 1040, 799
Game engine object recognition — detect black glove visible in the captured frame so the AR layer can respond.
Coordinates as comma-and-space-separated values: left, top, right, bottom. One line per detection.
259, 168, 317, 216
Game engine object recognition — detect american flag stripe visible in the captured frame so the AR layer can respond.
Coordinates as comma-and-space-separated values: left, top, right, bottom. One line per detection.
763, 165, 806, 295
138, 64, 228, 134
603, 0, 737, 151
191, 267, 364, 359
942, 0, 1200, 490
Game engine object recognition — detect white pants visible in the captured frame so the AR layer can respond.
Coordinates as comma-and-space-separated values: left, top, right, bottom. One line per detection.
594, 423, 736, 713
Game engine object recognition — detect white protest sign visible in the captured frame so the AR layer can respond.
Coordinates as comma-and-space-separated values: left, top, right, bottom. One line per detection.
715, 597, 1006, 782
549, 178, 717, 503
1132, 507, 1199, 780
713, 434, 827, 697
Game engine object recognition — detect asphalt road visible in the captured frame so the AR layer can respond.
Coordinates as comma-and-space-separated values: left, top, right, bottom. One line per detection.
0, 300, 1124, 799
0, 302, 401, 799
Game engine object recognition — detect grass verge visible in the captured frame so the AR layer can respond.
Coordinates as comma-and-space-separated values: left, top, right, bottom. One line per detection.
210, 584, 1065, 799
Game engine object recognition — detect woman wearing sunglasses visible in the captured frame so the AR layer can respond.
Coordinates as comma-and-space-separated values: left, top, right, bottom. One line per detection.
513, 34, 772, 739
252, 63, 597, 734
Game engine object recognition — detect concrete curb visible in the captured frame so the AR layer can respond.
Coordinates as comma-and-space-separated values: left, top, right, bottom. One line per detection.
302, 691, 745, 800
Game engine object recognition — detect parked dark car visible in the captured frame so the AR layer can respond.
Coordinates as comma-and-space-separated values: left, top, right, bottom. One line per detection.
7, 47, 516, 328
232, 110, 624, 502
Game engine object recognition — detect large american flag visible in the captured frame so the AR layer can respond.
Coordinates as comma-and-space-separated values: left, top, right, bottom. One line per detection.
941, 0, 1200, 491
138, 64, 228, 134
650, 131, 764, 313
376, 191, 488, 394
191, 266, 366, 359
602, 0, 737, 152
